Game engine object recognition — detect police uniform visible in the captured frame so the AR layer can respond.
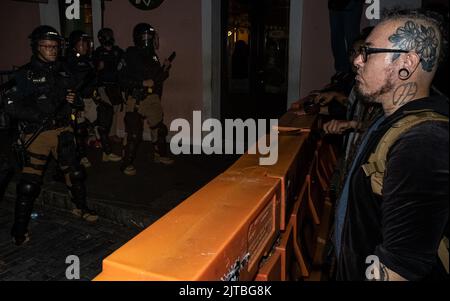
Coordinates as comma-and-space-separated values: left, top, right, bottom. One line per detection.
93, 29, 125, 141
118, 23, 172, 175
67, 30, 121, 164
5, 26, 98, 246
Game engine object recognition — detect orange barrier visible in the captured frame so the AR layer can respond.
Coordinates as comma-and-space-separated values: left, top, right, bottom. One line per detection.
226, 134, 312, 231
255, 249, 283, 281
95, 174, 282, 281
275, 215, 295, 280
95, 111, 338, 281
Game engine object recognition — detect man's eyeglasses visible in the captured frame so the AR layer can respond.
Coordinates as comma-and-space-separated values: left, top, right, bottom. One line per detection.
38, 44, 59, 51
359, 45, 409, 63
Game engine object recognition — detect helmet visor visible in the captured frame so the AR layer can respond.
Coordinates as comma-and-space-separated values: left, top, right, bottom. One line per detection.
75, 36, 93, 55
141, 31, 159, 49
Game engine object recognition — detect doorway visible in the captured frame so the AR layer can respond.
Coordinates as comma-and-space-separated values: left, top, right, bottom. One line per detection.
222, 0, 291, 121
59, 0, 94, 39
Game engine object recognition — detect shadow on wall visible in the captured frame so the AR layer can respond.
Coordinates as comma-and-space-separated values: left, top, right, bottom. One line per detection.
0, 1, 40, 70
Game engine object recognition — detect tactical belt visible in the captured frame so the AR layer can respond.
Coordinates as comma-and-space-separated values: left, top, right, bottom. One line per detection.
23, 151, 48, 171
27, 151, 48, 161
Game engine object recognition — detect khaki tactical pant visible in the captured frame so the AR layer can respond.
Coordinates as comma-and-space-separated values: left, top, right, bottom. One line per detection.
125, 94, 163, 128
22, 127, 77, 186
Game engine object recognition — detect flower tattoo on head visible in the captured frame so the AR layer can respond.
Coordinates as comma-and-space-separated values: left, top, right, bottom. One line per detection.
389, 21, 439, 72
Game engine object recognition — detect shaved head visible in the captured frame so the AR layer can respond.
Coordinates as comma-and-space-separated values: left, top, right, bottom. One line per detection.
353, 10, 447, 115
382, 10, 446, 73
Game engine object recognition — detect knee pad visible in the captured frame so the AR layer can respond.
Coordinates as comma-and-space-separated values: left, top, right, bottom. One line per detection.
69, 166, 86, 184
155, 122, 168, 139
17, 177, 41, 199
151, 122, 168, 142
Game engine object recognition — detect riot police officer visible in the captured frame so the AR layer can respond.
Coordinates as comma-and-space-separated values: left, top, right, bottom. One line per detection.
67, 30, 122, 167
119, 23, 174, 176
4, 26, 98, 246
93, 28, 125, 149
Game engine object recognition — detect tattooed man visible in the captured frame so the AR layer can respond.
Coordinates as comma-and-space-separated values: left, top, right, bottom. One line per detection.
334, 10, 449, 281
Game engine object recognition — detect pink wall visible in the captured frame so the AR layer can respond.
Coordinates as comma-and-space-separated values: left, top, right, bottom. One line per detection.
299, 0, 335, 97
104, 0, 203, 127
0, 1, 40, 70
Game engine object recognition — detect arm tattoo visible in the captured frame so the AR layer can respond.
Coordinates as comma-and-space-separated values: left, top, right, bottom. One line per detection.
393, 82, 418, 106
379, 264, 390, 281
389, 21, 439, 72
377, 263, 408, 281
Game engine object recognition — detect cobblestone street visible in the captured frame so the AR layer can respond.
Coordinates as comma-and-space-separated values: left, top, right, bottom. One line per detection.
0, 198, 140, 281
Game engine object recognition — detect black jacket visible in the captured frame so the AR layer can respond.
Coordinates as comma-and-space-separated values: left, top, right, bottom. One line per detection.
65, 51, 97, 99
5, 56, 74, 134
119, 46, 169, 97
337, 95, 449, 281
93, 45, 124, 85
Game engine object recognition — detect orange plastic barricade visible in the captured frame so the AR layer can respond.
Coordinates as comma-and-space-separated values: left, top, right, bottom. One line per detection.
94, 174, 282, 281
291, 179, 315, 278
254, 249, 283, 281
313, 200, 333, 266
277, 111, 318, 133
254, 210, 296, 281
275, 214, 295, 280
226, 134, 313, 231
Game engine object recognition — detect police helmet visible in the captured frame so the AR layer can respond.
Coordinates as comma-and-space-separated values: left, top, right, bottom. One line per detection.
98, 28, 115, 47
29, 25, 63, 54
69, 30, 91, 50
133, 23, 158, 49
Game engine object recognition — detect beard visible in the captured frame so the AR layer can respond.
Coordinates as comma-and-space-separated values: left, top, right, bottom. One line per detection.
355, 72, 395, 104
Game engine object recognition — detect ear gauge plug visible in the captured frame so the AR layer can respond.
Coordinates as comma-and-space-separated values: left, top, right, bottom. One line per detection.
399, 68, 410, 80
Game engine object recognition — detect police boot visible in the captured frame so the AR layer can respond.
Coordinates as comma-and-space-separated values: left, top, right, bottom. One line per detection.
153, 145, 174, 166
98, 127, 122, 163
152, 123, 174, 166
11, 178, 41, 246
68, 168, 98, 223
121, 137, 140, 176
